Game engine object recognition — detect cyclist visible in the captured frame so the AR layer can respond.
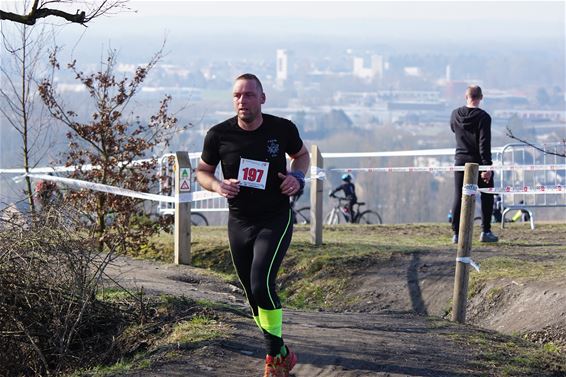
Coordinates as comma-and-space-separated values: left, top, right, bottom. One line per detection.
329, 173, 357, 223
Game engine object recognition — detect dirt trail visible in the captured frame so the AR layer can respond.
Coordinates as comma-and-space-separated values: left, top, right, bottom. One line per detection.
105, 255, 549, 377
137, 310, 482, 377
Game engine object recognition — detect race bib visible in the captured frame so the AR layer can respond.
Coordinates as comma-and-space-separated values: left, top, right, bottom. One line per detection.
238, 158, 269, 190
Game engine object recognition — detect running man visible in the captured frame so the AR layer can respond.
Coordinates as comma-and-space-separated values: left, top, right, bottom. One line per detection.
196, 73, 310, 377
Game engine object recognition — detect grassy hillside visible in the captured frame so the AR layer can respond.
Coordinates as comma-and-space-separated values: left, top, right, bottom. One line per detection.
145, 222, 566, 310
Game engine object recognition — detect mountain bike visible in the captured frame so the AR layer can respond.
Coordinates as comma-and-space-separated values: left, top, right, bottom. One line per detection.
191, 212, 209, 226
162, 211, 209, 228
290, 193, 311, 224
325, 196, 382, 224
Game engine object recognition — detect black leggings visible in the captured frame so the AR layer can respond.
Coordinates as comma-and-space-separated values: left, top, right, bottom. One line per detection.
227, 209, 293, 315
451, 170, 494, 234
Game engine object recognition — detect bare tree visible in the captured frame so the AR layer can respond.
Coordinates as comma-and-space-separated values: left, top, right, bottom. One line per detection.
1, 0, 130, 211
0, 0, 129, 26
0, 22, 56, 212
38, 47, 186, 252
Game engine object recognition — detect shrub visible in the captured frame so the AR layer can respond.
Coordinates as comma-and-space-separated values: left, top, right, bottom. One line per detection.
0, 206, 124, 376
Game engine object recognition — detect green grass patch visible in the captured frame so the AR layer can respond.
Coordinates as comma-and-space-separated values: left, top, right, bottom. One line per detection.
447, 331, 566, 376
136, 223, 566, 313
167, 315, 224, 345
476, 256, 566, 280
69, 357, 151, 377
96, 287, 133, 302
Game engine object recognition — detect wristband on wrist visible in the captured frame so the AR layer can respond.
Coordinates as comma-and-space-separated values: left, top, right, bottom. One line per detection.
289, 171, 305, 190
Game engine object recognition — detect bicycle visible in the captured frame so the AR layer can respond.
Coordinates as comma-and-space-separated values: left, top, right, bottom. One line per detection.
162, 211, 209, 228
290, 193, 311, 224
325, 196, 382, 224
191, 212, 209, 226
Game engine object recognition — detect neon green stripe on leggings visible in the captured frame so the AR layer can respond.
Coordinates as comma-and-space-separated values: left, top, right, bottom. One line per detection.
259, 307, 282, 338
266, 209, 292, 309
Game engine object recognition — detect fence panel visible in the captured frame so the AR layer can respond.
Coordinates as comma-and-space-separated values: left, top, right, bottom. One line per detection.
499, 142, 566, 227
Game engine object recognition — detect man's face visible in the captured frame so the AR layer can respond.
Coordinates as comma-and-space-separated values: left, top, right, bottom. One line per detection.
232, 79, 265, 123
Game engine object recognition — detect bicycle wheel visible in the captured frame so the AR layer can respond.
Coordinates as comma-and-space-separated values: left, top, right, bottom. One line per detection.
324, 208, 340, 225
191, 212, 209, 226
296, 206, 311, 224
357, 210, 382, 224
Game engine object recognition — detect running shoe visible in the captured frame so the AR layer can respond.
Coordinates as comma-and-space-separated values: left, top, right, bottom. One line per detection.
282, 346, 297, 374
264, 348, 297, 377
479, 231, 499, 243
264, 355, 287, 377
452, 234, 458, 244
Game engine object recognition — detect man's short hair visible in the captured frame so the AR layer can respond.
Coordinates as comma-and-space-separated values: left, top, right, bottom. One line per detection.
466, 85, 483, 100
235, 73, 263, 93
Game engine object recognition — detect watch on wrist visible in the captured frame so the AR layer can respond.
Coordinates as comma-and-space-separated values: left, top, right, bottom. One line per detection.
289, 171, 305, 191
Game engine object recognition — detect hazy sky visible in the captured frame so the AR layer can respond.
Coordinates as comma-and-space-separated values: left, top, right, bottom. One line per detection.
1, 1, 564, 63
0, 1, 563, 49
100, 1, 564, 38
131, 0, 563, 22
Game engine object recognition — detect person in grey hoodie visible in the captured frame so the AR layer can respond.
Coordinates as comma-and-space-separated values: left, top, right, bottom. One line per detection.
450, 85, 498, 243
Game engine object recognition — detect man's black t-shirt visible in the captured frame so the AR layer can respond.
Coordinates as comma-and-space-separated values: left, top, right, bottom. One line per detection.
201, 114, 303, 218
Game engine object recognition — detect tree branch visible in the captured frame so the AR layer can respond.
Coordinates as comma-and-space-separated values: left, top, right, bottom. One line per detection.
1, 1, 129, 26
505, 126, 566, 158
0, 8, 85, 25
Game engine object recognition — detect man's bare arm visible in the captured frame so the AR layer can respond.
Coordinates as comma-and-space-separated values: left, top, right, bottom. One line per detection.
278, 144, 310, 196
196, 160, 240, 199
289, 144, 310, 176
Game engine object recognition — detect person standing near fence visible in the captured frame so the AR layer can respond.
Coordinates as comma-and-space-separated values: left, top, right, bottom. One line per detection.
196, 73, 310, 377
450, 85, 498, 244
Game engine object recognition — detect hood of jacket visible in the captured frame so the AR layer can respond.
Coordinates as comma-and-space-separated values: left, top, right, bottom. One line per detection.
453, 106, 486, 131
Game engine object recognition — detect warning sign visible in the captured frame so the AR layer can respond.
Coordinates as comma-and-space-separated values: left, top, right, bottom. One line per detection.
180, 168, 191, 192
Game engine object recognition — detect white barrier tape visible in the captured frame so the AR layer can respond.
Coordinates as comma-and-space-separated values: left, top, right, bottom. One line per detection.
462, 184, 478, 196
321, 147, 505, 159
492, 164, 566, 172
6, 164, 561, 177
479, 186, 565, 195
329, 164, 565, 173
309, 166, 326, 181
456, 257, 480, 272
0, 153, 203, 175
14, 173, 221, 203
1, 165, 98, 174
0, 147, 511, 174
187, 190, 223, 202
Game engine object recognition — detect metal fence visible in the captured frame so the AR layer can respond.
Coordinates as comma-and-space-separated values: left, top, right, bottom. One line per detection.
157, 144, 566, 228
498, 142, 566, 228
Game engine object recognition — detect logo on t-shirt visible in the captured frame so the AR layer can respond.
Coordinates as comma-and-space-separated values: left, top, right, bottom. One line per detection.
266, 139, 280, 157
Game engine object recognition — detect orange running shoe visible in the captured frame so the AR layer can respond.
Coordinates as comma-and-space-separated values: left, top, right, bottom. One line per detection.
264, 347, 298, 377
282, 347, 297, 374
264, 355, 287, 377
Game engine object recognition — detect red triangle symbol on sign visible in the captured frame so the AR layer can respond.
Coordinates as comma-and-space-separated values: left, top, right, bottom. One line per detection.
180, 181, 190, 190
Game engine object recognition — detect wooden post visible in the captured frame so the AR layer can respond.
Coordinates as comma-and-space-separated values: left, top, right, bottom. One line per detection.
451, 162, 479, 323
174, 151, 192, 265
310, 145, 323, 246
